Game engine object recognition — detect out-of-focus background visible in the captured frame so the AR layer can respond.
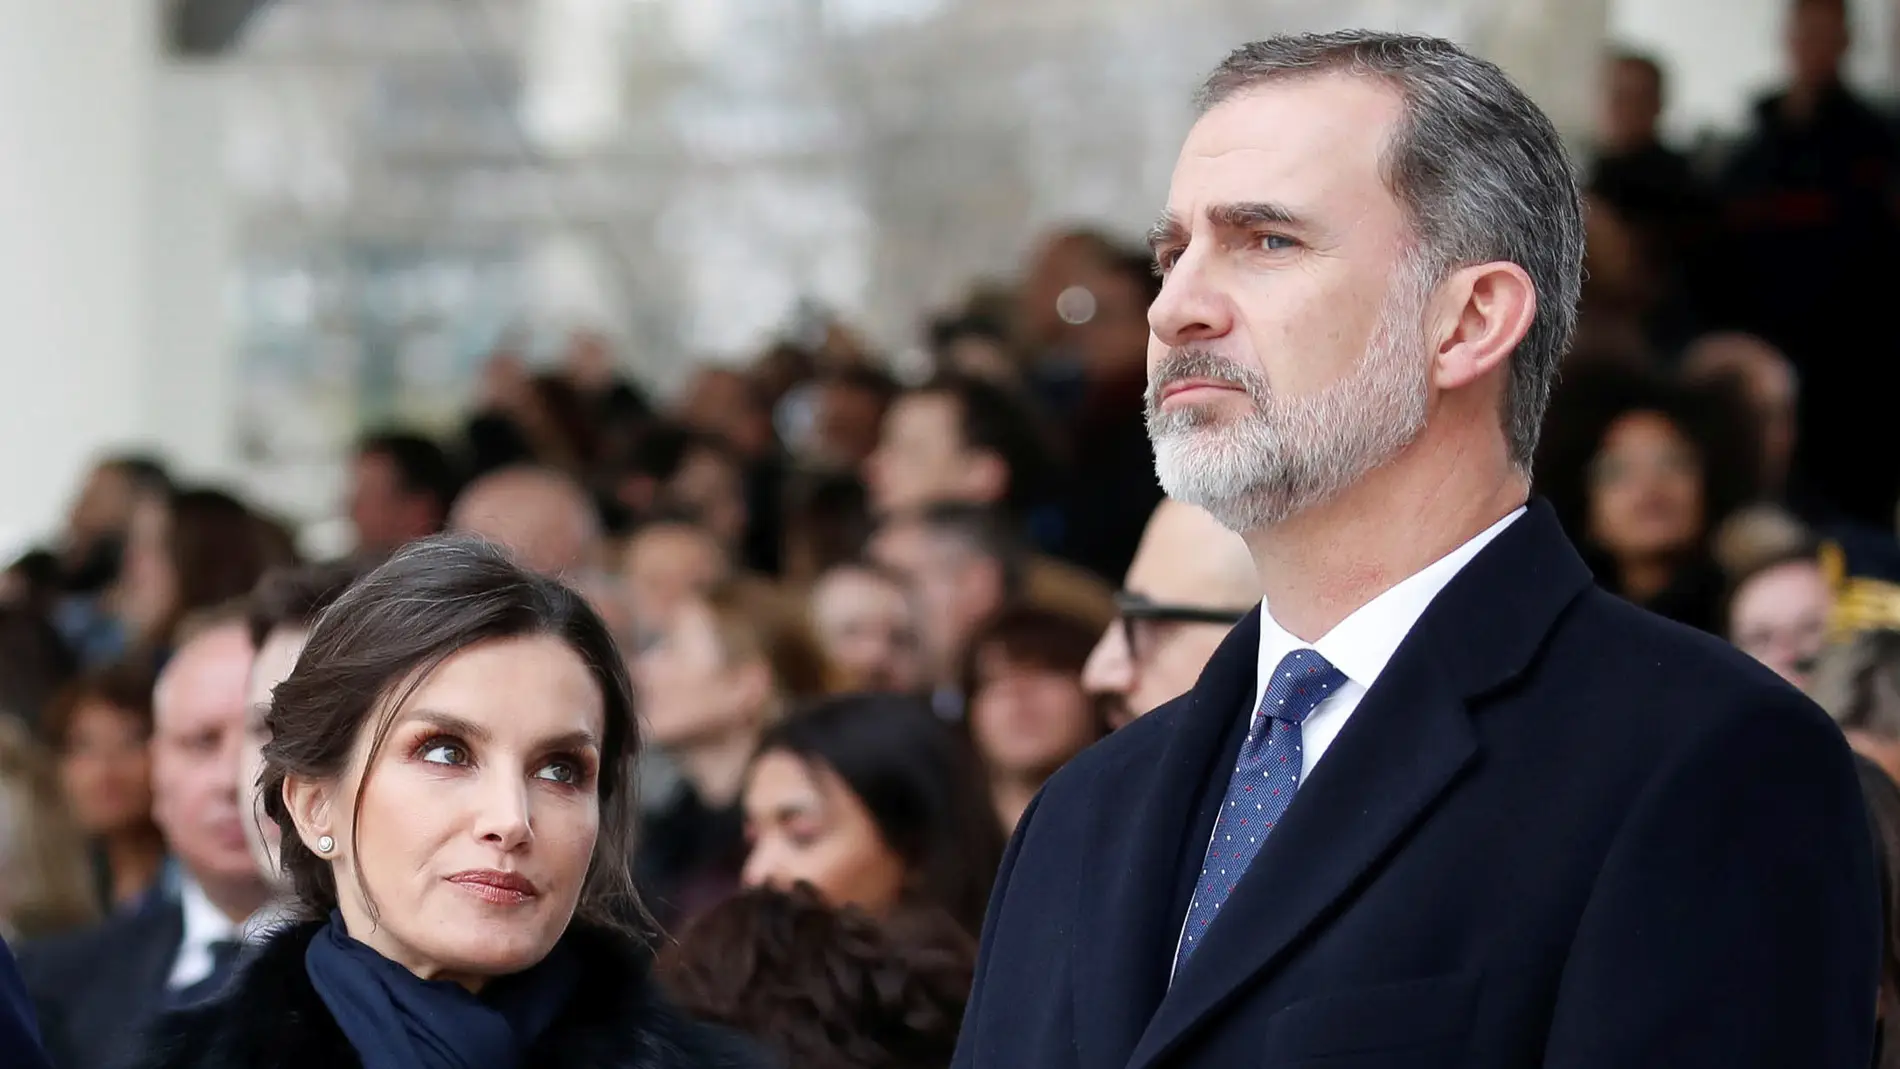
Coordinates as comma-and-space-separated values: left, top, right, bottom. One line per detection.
3, 0, 1894, 553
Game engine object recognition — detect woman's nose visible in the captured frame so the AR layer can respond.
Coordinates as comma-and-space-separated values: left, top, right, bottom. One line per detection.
472, 774, 533, 850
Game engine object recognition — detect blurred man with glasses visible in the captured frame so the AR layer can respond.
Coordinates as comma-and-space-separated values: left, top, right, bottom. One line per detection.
1081, 500, 1256, 728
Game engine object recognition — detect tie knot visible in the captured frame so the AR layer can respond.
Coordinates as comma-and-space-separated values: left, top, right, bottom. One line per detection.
1258, 649, 1346, 726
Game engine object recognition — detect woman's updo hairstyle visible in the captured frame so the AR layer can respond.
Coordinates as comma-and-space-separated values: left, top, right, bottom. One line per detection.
259, 535, 644, 934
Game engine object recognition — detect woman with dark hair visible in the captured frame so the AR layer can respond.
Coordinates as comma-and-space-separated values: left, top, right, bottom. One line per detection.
658, 885, 972, 1069
116, 486, 294, 657
41, 661, 167, 909
1534, 366, 1759, 634
739, 694, 1003, 935
960, 607, 1104, 833
135, 537, 759, 1069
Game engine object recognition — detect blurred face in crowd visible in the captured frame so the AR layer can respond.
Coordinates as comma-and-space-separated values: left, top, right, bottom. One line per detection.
151, 624, 262, 905
1145, 75, 1433, 533
939, 334, 1017, 384
740, 750, 908, 918
811, 381, 889, 471
1070, 263, 1153, 380
450, 468, 600, 578
868, 521, 1005, 684
1788, 0, 1848, 91
1681, 334, 1799, 494
1729, 559, 1831, 689
633, 595, 768, 752
1587, 411, 1705, 562
1600, 57, 1663, 151
57, 698, 152, 837
668, 446, 748, 550
67, 461, 140, 552
348, 450, 435, 553
678, 367, 772, 459
621, 523, 728, 634
1019, 231, 1114, 355
809, 566, 923, 693
967, 648, 1095, 781
1084, 501, 1256, 728
864, 393, 1005, 516
120, 491, 177, 640
242, 625, 309, 886
287, 636, 604, 989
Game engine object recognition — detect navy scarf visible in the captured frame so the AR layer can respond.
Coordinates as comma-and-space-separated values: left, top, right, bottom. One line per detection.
305, 913, 578, 1069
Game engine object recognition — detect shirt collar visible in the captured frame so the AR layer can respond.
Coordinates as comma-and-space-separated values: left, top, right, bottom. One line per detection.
1257, 506, 1525, 691
178, 875, 286, 948
177, 875, 243, 954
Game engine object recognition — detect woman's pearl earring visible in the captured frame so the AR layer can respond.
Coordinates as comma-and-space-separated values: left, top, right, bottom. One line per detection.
315, 835, 335, 856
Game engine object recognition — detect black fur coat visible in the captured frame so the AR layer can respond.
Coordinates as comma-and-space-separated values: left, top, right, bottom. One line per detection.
133, 921, 770, 1069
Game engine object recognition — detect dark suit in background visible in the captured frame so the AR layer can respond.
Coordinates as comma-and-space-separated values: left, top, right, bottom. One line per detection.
1, 934, 52, 1069
954, 502, 1879, 1068
18, 893, 183, 1069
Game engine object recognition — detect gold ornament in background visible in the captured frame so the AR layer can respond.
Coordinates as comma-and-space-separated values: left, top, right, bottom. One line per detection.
1822, 540, 1900, 642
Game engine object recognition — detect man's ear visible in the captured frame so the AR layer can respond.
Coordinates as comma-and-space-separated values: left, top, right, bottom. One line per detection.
283, 773, 339, 855
1429, 260, 1538, 392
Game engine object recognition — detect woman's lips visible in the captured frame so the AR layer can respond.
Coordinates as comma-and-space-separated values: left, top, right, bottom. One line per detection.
446, 869, 540, 905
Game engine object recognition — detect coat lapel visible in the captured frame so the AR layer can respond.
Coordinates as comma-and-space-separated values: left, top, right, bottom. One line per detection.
1073, 610, 1263, 1069
1125, 501, 1593, 1069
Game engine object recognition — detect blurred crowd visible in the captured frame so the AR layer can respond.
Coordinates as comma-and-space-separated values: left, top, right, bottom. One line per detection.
6, 1, 1900, 1065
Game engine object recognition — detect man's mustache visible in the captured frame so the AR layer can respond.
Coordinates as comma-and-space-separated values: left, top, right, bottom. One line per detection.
1145, 350, 1264, 411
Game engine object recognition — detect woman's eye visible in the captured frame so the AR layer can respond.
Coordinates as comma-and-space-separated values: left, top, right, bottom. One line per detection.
419, 740, 469, 766
535, 760, 579, 785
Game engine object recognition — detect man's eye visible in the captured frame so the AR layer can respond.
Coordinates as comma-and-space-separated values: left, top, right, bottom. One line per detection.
1259, 233, 1297, 252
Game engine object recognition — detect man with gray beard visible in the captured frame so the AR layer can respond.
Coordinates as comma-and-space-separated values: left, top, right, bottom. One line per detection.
954, 31, 1877, 1069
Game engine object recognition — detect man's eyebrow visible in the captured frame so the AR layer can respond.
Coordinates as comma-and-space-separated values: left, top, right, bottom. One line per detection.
1206, 201, 1306, 231
1148, 202, 1311, 256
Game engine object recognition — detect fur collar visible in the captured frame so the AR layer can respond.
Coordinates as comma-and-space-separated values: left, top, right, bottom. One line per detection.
136, 921, 765, 1069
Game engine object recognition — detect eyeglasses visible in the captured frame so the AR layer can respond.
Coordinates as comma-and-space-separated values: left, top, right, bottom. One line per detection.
1113, 591, 1247, 662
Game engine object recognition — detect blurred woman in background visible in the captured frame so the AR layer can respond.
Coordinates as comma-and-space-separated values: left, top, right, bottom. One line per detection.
1727, 542, 1832, 690
41, 662, 166, 910
659, 885, 972, 1069
115, 487, 293, 659
633, 579, 830, 928
740, 694, 1003, 935
960, 607, 1104, 833
1537, 369, 1756, 634
0, 606, 79, 728
807, 562, 923, 694
0, 718, 98, 940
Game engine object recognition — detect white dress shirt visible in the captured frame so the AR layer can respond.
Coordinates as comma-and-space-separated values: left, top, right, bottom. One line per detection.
1252, 505, 1525, 782
166, 878, 290, 990
1170, 506, 1523, 981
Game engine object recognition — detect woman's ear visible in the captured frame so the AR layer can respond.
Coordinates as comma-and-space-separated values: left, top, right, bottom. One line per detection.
282, 773, 338, 856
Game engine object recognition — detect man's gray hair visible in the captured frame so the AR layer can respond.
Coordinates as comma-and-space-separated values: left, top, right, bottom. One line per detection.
1196, 32, 1585, 472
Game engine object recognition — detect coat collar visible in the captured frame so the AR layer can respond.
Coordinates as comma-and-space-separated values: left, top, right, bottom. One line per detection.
136, 920, 760, 1069
1075, 499, 1594, 1069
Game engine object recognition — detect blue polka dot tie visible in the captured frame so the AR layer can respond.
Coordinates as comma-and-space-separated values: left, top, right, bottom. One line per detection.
1175, 649, 1345, 970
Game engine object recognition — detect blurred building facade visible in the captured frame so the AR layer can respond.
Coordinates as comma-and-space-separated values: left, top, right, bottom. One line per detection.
0, 0, 1892, 546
